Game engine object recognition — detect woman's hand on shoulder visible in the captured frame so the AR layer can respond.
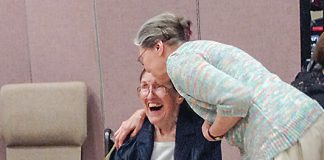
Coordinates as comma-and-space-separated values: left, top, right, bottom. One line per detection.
114, 109, 146, 149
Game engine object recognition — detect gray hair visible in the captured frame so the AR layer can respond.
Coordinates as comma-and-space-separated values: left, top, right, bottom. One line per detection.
134, 12, 192, 48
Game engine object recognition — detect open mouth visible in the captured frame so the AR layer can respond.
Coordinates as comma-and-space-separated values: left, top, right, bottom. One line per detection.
148, 103, 163, 111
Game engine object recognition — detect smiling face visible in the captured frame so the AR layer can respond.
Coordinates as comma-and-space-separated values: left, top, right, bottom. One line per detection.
138, 71, 182, 128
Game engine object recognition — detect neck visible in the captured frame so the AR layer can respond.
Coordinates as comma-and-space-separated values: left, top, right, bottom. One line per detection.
154, 118, 177, 142
164, 43, 182, 57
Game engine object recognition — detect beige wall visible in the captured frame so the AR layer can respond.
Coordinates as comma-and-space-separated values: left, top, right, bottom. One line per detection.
0, 0, 300, 160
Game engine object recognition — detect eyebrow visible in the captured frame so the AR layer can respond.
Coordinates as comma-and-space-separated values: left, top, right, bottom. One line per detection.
140, 81, 172, 86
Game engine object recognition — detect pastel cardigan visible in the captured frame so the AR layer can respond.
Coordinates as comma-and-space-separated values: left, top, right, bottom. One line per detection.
166, 40, 324, 160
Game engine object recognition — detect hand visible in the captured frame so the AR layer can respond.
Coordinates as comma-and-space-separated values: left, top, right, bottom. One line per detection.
201, 120, 215, 141
114, 109, 145, 149
202, 115, 241, 142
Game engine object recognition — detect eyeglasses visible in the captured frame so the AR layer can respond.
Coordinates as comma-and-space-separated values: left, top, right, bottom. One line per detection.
137, 84, 173, 98
137, 49, 148, 65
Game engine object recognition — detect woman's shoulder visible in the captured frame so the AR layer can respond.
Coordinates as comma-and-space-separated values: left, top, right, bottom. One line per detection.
110, 136, 138, 160
178, 102, 203, 122
111, 118, 154, 160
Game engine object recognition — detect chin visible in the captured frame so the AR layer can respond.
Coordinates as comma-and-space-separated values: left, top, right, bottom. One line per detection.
147, 117, 162, 125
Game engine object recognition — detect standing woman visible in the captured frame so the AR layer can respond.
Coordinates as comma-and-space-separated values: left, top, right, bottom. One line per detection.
115, 12, 324, 160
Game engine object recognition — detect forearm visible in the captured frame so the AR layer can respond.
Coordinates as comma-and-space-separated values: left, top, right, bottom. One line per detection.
209, 115, 242, 137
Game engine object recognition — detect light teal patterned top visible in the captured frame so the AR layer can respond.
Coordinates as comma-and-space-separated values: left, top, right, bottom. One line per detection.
166, 40, 324, 160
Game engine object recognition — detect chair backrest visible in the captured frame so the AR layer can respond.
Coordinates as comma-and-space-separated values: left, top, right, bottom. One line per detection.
0, 81, 87, 160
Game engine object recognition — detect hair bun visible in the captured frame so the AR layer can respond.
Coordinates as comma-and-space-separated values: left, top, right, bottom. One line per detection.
179, 17, 192, 41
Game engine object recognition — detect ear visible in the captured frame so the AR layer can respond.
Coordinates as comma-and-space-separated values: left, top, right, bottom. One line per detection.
175, 94, 184, 104
154, 40, 164, 56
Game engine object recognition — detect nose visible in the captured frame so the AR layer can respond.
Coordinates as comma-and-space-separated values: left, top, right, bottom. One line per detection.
146, 87, 156, 99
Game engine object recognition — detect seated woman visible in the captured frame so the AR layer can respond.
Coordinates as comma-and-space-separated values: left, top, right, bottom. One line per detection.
110, 69, 222, 160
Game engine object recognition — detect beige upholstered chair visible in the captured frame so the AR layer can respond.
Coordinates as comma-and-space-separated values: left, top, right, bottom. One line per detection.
0, 82, 87, 160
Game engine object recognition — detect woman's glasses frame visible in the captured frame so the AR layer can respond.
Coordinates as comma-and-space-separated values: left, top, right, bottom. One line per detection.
137, 84, 173, 98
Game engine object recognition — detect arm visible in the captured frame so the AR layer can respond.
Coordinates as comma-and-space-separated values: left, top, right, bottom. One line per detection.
114, 109, 145, 149
202, 116, 241, 141
168, 48, 253, 138
168, 52, 253, 118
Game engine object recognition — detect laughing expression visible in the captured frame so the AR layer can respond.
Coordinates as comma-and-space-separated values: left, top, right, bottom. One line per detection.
139, 72, 180, 128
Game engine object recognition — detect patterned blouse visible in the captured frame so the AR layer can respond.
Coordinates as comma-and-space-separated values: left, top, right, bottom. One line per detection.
166, 40, 324, 160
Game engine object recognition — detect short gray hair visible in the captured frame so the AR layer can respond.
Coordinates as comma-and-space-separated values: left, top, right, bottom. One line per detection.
134, 12, 192, 48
